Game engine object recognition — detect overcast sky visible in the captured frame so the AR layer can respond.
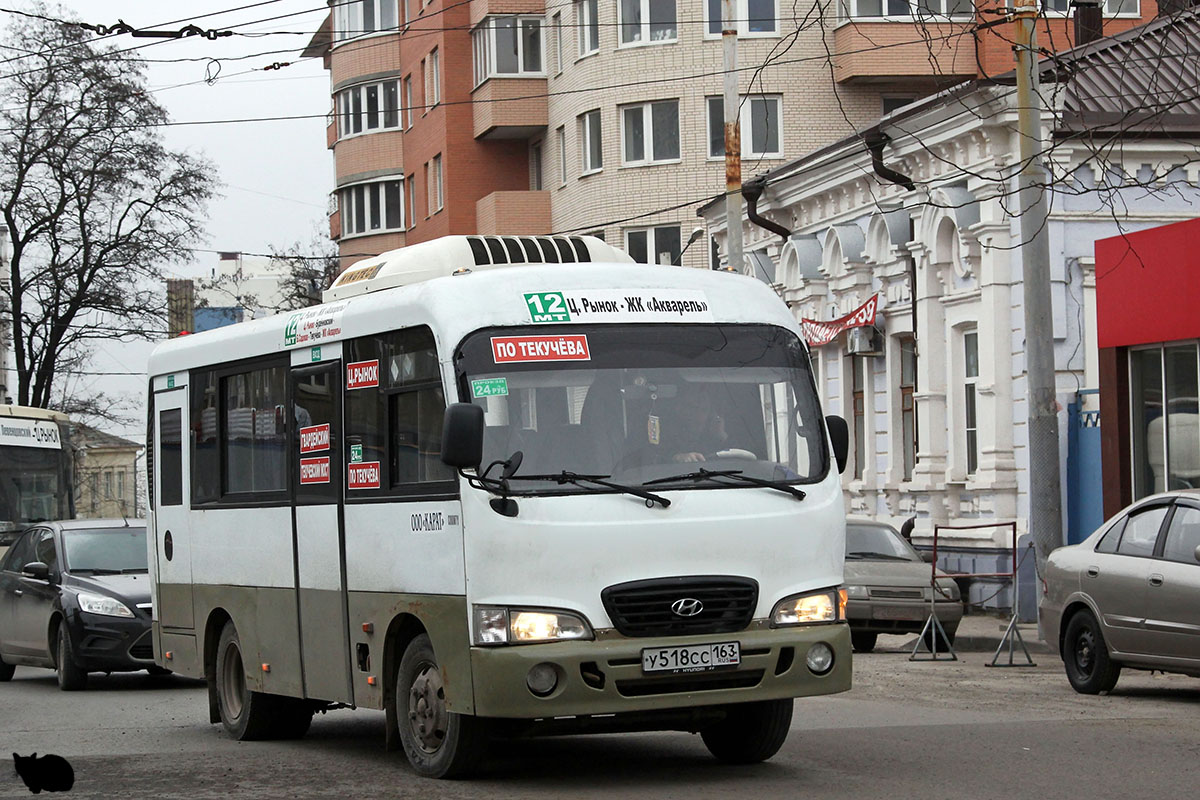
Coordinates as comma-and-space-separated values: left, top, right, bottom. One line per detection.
24, 1, 335, 436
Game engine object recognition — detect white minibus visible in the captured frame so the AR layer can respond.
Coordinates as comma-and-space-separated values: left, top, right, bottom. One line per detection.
146, 234, 851, 778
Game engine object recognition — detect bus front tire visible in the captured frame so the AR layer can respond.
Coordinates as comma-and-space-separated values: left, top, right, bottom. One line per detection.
215, 620, 312, 740
395, 633, 489, 779
700, 699, 794, 764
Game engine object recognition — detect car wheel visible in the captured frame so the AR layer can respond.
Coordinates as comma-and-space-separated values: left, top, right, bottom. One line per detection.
395, 633, 489, 779
1063, 609, 1120, 694
700, 699, 793, 764
851, 631, 877, 653
922, 625, 956, 653
55, 626, 88, 691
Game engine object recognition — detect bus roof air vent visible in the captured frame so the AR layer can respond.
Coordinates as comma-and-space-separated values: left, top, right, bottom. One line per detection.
323, 234, 633, 301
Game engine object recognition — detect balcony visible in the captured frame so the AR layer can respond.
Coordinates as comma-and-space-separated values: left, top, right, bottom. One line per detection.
472, 78, 548, 140
476, 190, 551, 235
832, 21, 976, 84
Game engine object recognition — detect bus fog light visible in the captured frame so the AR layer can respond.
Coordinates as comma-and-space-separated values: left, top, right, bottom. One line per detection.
527, 663, 559, 696
805, 643, 834, 675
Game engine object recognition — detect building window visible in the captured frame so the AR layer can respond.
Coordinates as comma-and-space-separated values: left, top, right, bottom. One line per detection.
705, 0, 778, 35
839, 0, 971, 19
882, 96, 915, 115
621, 100, 680, 166
337, 79, 401, 139
706, 95, 781, 158
403, 76, 413, 128
402, 0, 413, 24
557, 126, 567, 185
580, 110, 602, 174
530, 140, 544, 190
427, 48, 440, 107
339, 178, 405, 237
1043, 0, 1137, 14
963, 330, 978, 475
551, 12, 563, 74
1131, 343, 1200, 500
625, 225, 681, 265
334, 0, 399, 42
432, 154, 444, 212
406, 173, 416, 229
419, 58, 426, 115
899, 335, 917, 481
852, 356, 866, 480
472, 16, 543, 86
576, 0, 599, 56
103, 469, 113, 502
422, 162, 429, 217
619, 0, 677, 45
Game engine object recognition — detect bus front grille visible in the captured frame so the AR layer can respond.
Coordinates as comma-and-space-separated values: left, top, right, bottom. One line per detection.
601, 576, 758, 637
615, 669, 765, 697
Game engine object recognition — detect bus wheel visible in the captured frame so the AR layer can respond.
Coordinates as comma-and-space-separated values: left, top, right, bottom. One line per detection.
700, 699, 793, 764
215, 620, 281, 741
395, 633, 489, 778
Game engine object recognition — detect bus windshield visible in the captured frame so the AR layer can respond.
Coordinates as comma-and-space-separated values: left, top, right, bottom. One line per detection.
0, 445, 72, 526
455, 324, 828, 493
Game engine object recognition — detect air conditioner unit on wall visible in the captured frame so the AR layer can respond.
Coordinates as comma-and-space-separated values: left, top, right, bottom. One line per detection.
846, 326, 884, 357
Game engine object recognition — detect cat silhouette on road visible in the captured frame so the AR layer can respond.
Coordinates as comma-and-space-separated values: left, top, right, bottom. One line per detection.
13, 752, 74, 794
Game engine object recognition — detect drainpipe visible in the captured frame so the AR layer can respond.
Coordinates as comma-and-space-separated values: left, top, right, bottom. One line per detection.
742, 178, 791, 242
864, 130, 915, 192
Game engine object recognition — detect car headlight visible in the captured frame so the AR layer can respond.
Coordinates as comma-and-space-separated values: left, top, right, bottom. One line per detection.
76, 591, 134, 618
845, 585, 868, 600
472, 606, 593, 645
771, 588, 844, 627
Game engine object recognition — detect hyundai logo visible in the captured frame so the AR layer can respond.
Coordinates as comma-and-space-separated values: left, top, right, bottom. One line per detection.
671, 598, 704, 617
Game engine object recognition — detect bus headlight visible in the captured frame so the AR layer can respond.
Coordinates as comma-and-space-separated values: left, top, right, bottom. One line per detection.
472, 606, 594, 645
770, 589, 843, 627
76, 591, 134, 618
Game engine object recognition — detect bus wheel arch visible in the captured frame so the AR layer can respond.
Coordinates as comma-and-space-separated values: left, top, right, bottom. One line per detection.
382, 613, 427, 753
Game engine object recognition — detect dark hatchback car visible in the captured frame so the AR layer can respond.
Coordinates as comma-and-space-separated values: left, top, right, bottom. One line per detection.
0, 520, 162, 690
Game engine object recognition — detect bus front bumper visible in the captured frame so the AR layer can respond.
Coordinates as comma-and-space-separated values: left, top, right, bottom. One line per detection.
469, 622, 851, 719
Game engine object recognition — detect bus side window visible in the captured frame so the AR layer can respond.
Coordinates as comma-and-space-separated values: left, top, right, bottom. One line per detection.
159, 409, 183, 506
191, 370, 219, 505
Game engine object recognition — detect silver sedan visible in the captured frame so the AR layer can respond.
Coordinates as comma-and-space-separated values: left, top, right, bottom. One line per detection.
1039, 489, 1200, 693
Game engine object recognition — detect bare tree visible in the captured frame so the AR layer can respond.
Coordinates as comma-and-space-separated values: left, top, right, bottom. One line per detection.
0, 8, 216, 411
268, 230, 341, 312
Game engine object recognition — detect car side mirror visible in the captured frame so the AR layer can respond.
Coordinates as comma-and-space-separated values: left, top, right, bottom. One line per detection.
441, 403, 485, 469
22, 561, 50, 580
920, 551, 935, 564
825, 415, 849, 474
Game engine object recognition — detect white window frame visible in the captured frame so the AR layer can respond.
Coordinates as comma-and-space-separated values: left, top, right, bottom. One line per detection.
472, 16, 545, 87
339, 176, 406, 239
432, 154, 444, 212
620, 100, 681, 166
406, 173, 416, 229
576, 0, 599, 58
962, 328, 979, 476
336, 79, 402, 140
334, 0, 400, 43
580, 110, 602, 175
428, 48, 441, 107
625, 225, 682, 265
706, 95, 783, 159
552, 12, 563, 75
1042, 0, 1138, 15
837, 0, 973, 21
704, 0, 780, 37
403, 75, 413, 128
530, 140, 544, 191
557, 125, 567, 185
618, 0, 678, 47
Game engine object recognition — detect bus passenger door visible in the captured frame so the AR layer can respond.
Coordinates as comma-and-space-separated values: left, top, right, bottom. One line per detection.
291, 361, 353, 704
153, 388, 193, 631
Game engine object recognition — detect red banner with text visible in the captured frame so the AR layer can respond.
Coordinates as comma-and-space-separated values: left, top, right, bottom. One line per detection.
800, 294, 879, 347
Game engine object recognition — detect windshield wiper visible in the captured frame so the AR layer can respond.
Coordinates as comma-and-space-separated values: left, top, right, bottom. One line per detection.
846, 551, 911, 561
514, 471, 671, 509
642, 468, 806, 501
71, 567, 122, 575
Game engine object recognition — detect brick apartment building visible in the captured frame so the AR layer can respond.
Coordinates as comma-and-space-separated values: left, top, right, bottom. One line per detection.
306, 0, 1156, 272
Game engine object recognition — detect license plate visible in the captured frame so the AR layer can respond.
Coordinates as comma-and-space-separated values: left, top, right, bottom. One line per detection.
873, 607, 927, 621
641, 642, 740, 674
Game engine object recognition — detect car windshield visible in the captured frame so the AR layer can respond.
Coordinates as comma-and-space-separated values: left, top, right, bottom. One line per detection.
455, 324, 828, 493
846, 523, 921, 561
62, 528, 148, 573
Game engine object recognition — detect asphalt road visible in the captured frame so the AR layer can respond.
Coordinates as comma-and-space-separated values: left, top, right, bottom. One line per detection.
3, 636, 1199, 799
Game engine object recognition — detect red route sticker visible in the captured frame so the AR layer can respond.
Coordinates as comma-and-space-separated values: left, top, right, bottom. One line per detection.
299, 423, 330, 453
491, 335, 590, 364
347, 359, 380, 390
348, 461, 381, 490
299, 456, 331, 485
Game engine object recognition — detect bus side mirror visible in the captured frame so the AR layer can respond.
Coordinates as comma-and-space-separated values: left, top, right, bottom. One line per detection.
825, 415, 849, 474
442, 403, 484, 469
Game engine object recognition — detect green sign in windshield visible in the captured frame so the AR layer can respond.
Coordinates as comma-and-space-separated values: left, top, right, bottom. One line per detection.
471, 378, 509, 398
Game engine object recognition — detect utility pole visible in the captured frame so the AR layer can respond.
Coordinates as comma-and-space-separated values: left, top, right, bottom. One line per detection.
0, 224, 10, 405
1013, 1, 1063, 571
722, 0, 744, 273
